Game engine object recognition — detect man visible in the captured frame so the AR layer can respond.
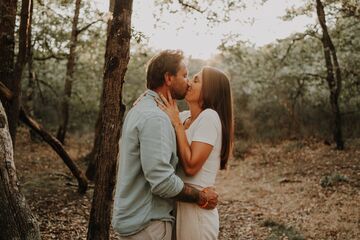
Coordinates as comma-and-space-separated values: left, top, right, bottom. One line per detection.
112, 50, 218, 239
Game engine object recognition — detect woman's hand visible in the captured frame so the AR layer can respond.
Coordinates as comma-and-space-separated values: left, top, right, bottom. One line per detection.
198, 187, 218, 209
157, 90, 212, 176
156, 90, 182, 128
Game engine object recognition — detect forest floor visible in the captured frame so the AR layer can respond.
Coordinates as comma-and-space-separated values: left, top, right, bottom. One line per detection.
14, 126, 360, 240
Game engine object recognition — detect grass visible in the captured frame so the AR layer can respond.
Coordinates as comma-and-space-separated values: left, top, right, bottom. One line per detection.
233, 140, 252, 159
320, 172, 349, 188
262, 219, 305, 240
284, 141, 305, 153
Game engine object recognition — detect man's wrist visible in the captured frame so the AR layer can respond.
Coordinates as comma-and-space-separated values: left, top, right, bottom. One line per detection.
173, 185, 216, 209
198, 190, 208, 207
173, 184, 199, 203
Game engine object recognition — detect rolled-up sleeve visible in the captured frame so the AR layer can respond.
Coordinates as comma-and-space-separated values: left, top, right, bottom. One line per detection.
139, 115, 184, 198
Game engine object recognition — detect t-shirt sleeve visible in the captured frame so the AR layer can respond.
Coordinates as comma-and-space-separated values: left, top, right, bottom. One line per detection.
192, 110, 220, 146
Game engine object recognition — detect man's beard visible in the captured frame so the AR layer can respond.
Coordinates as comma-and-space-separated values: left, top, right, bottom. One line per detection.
170, 88, 187, 100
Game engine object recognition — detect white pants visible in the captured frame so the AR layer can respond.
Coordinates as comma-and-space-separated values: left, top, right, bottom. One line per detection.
118, 220, 172, 240
176, 201, 219, 240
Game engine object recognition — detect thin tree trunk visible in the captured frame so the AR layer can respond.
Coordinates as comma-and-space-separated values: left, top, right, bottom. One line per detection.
316, 0, 344, 149
25, 49, 39, 142
24, 46, 36, 117
10, 0, 33, 145
0, 0, 18, 144
0, 82, 88, 194
23, 0, 38, 142
23, 0, 34, 116
0, 100, 41, 240
87, 0, 133, 239
289, 78, 304, 137
57, 0, 82, 144
19, 109, 88, 194
85, 112, 102, 181
85, 0, 115, 181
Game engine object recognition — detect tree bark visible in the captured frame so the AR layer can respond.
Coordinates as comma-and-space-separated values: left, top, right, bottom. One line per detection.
19, 109, 88, 194
0, 100, 41, 240
57, 0, 82, 144
0, 82, 88, 194
23, 0, 35, 118
9, 0, 33, 147
85, 112, 102, 181
22, 0, 38, 142
87, 0, 133, 239
316, 0, 344, 150
0, 0, 18, 144
85, 0, 115, 181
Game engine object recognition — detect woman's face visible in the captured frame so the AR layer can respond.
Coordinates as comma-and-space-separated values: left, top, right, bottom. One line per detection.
185, 70, 203, 105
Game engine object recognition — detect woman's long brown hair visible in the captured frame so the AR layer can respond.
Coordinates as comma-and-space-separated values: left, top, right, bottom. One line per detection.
201, 66, 234, 170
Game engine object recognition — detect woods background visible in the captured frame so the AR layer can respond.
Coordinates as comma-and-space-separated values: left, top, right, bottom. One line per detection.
8, 1, 360, 144
0, 0, 359, 239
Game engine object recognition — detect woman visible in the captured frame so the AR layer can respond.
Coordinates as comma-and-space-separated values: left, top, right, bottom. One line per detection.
157, 66, 234, 239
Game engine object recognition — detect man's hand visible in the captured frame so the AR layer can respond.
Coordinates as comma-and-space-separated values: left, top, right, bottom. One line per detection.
174, 184, 218, 209
198, 187, 218, 210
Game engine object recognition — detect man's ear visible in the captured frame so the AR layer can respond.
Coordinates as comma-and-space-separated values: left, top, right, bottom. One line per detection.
164, 72, 172, 86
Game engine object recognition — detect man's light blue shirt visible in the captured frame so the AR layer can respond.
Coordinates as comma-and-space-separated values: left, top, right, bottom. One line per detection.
112, 90, 184, 236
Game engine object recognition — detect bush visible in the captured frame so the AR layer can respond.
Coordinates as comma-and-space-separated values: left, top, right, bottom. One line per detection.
261, 219, 305, 240
233, 140, 252, 159
320, 172, 349, 188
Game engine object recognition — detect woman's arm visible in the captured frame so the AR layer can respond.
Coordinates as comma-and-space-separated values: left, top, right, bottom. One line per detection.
174, 123, 213, 176
157, 91, 213, 176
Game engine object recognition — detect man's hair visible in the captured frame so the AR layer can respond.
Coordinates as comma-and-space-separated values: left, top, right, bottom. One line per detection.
146, 50, 184, 90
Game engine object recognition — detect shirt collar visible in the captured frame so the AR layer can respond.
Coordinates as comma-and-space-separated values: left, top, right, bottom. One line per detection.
145, 89, 160, 99
132, 89, 162, 106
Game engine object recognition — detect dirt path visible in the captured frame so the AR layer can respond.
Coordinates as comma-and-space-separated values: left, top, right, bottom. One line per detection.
14, 129, 360, 239
217, 140, 360, 240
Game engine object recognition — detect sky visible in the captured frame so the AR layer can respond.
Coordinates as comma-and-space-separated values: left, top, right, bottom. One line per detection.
93, 0, 315, 59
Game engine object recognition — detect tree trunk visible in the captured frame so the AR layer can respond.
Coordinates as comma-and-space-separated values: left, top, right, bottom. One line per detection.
0, 82, 88, 194
85, 111, 102, 181
0, 0, 18, 144
10, 0, 33, 147
85, 0, 115, 181
23, 0, 38, 142
316, 0, 344, 150
57, 0, 82, 144
23, 0, 35, 118
19, 108, 88, 194
87, 0, 133, 239
0, 100, 41, 240
24, 37, 39, 142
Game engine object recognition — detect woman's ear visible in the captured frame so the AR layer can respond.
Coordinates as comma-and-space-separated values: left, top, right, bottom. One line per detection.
164, 72, 172, 86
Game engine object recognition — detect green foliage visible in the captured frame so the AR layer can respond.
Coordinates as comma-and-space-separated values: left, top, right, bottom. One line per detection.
154, 0, 250, 25
28, 1, 160, 132
123, 44, 154, 108
320, 172, 349, 188
262, 219, 305, 240
233, 140, 252, 159
218, 9, 360, 142
27, 0, 106, 132
20, 0, 360, 141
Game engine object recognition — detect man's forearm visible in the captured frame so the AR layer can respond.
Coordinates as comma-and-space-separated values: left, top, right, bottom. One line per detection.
173, 184, 206, 205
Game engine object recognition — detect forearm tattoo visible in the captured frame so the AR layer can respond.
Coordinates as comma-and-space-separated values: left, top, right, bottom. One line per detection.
173, 184, 200, 203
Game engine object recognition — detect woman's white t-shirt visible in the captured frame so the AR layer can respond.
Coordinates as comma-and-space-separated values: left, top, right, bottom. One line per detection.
177, 108, 222, 188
